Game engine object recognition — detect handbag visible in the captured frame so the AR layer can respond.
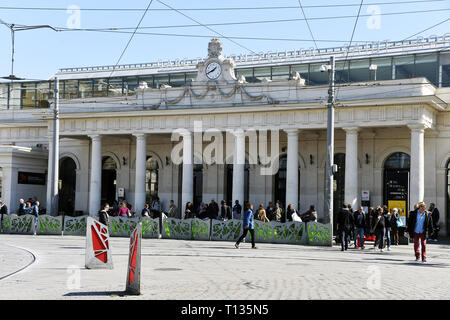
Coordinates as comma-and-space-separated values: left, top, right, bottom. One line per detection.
396, 217, 404, 228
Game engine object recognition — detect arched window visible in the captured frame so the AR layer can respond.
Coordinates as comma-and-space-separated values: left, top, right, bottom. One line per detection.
145, 157, 159, 204
384, 152, 410, 169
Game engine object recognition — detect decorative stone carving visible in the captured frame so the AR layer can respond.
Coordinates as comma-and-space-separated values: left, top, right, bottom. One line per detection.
208, 38, 223, 58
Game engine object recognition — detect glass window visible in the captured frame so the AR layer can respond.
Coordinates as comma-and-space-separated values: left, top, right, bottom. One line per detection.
271, 66, 290, 81
123, 77, 138, 95
415, 53, 438, 85
8, 83, 21, 109
349, 59, 370, 82
64, 80, 78, 99
153, 75, 169, 89
309, 63, 329, 85
254, 67, 271, 82
36, 82, 51, 108
185, 72, 197, 83
102, 156, 117, 170
0, 83, 8, 109
146, 157, 159, 204
335, 61, 350, 83
108, 78, 123, 96
384, 152, 410, 169
291, 64, 309, 83
138, 76, 153, 90
169, 73, 186, 87
93, 79, 108, 97
394, 55, 414, 80
78, 80, 93, 98
235, 68, 254, 82
21, 82, 36, 109
370, 57, 392, 81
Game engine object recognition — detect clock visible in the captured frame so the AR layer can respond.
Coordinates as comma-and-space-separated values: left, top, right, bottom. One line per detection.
205, 62, 222, 80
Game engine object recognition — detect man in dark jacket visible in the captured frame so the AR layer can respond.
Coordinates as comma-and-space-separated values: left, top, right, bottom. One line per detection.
428, 203, 440, 242
220, 200, 232, 220
353, 207, 366, 249
406, 201, 433, 262
337, 203, 352, 251
98, 203, 110, 226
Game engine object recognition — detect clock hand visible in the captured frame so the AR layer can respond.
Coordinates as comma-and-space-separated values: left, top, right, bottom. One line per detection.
207, 67, 217, 74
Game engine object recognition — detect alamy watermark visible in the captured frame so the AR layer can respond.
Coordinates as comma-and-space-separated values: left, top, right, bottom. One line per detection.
170, 121, 282, 176
66, 5, 81, 29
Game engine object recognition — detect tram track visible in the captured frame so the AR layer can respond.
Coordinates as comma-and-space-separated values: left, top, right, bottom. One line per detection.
0, 244, 37, 281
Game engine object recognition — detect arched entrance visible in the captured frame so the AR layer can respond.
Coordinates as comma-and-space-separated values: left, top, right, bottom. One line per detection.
446, 159, 450, 235
333, 153, 346, 213
59, 157, 76, 216
145, 156, 159, 205
383, 152, 410, 223
101, 156, 117, 205
193, 164, 203, 211
274, 155, 287, 207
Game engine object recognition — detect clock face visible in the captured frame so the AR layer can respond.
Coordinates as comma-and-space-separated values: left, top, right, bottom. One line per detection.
205, 62, 222, 80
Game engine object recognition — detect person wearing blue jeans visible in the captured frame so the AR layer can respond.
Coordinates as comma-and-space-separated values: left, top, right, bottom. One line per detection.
353, 207, 366, 249
384, 209, 392, 251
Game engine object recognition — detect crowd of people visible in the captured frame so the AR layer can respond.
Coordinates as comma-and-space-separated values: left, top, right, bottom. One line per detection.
337, 201, 440, 262
183, 199, 318, 223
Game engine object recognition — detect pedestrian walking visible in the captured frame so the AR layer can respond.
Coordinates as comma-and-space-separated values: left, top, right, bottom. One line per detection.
31, 201, 40, 235
371, 206, 386, 252
353, 206, 366, 249
337, 203, 352, 251
391, 208, 400, 245
234, 202, 257, 249
384, 208, 392, 251
428, 203, 440, 242
406, 201, 434, 262
98, 203, 110, 225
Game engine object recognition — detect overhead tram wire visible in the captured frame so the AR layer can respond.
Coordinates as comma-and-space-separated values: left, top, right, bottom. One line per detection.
297, 0, 318, 50
402, 17, 450, 40
0, 1, 446, 11
107, 0, 155, 80
42, 8, 450, 31
335, 0, 365, 100
155, 0, 257, 55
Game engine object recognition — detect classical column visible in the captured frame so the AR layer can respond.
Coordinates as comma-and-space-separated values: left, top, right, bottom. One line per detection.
88, 135, 102, 216
134, 134, 147, 215
181, 131, 193, 218
344, 127, 359, 209
285, 129, 299, 210
232, 130, 245, 209
408, 124, 425, 210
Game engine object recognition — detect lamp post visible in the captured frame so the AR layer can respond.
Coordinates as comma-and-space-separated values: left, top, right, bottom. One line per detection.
322, 56, 336, 246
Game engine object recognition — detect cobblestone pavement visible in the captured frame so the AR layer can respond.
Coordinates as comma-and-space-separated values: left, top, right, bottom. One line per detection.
0, 234, 449, 300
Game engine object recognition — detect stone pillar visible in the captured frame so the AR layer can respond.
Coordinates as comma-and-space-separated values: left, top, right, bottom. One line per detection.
46, 135, 54, 215
408, 124, 425, 210
232, 130, 245, 208
88, 135, 102, 216
344, 127, 359, 209
181, 131, 193, 218
134, 134, 147, 215
285, 129, 299, 210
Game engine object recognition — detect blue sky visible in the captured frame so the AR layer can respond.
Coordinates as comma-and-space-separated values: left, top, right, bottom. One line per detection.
0, 0, 449, 80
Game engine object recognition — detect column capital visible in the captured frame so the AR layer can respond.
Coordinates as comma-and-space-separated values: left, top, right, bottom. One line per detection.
284, 128, 300, 136
342, 127, 360, 134
88, 134, 102, 141
180, 130, 192, 137
407, 123, 428, 132
133, 133, 147, 140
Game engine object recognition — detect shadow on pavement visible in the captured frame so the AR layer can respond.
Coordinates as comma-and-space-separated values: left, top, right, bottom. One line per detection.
64, 291, 127, 297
